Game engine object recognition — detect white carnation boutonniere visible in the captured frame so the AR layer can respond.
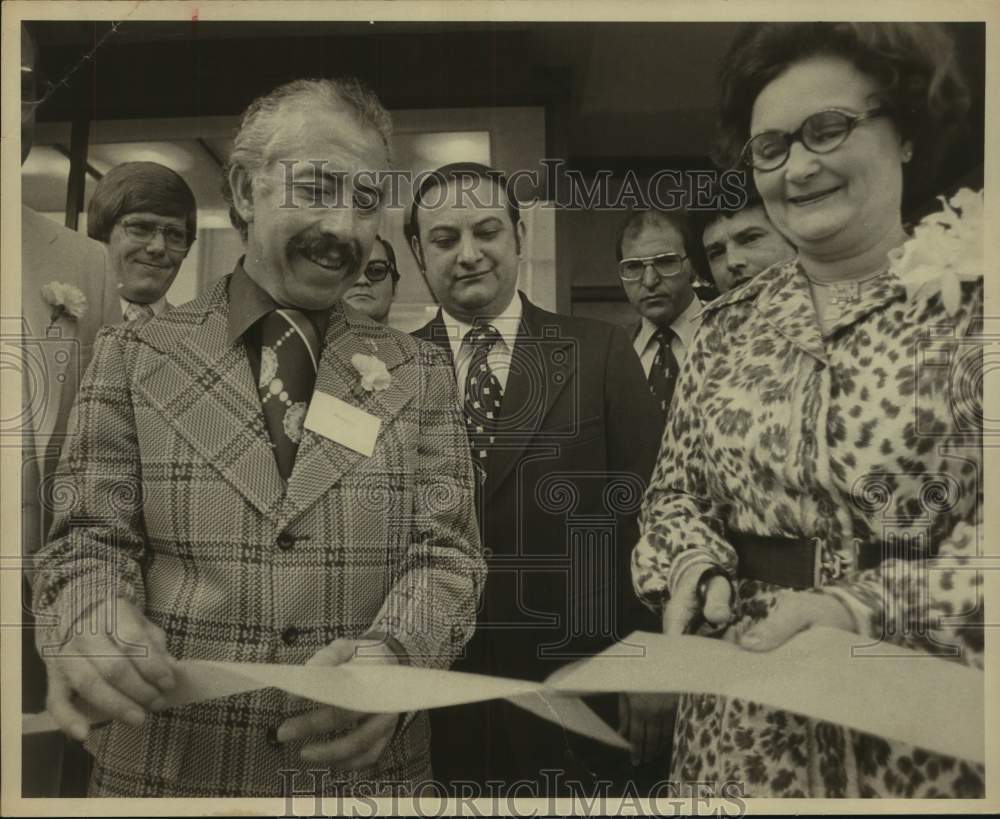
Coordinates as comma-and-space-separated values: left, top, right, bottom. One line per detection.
888, 187, 983, 316
40, 281, 88, 330
350, 353, 391, 400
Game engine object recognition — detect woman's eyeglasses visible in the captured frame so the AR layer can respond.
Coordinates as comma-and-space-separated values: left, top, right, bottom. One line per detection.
363, 259, 397, 283
120, 220, 191, 252
740, 107, 887, 172
618, 252, 687, 282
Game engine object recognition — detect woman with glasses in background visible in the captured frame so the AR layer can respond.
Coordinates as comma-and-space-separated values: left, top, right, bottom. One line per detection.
87, 161, 197, 322
632, 23, 983, 797
343, 234, 400, 324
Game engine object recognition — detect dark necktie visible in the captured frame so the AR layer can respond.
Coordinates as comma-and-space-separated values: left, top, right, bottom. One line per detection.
123, 301, 155, 322
258, 309, 319, 480
463, 324, 504, 465
648, 327, 680, 414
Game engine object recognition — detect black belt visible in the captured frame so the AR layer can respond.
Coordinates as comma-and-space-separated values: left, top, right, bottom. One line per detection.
727, 530, 925, 590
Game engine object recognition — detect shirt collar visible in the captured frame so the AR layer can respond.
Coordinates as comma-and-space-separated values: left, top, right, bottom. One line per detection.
226, 259, 333, 345
439, 291, 525, 361
121, 296, 168, 318
670, 293, 703, 349
634, 294, 703, 352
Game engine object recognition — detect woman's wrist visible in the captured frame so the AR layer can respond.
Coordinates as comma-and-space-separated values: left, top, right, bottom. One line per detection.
808, 589, 856, 633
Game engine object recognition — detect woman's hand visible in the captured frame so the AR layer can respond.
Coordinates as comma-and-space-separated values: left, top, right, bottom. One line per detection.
739, 590, 854, 651
663, 564, 734, 636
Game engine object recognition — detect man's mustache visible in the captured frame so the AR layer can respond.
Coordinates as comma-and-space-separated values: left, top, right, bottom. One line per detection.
290, 233, 361, 273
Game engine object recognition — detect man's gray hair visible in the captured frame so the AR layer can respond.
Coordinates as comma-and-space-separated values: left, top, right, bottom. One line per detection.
222, 77, 392, 241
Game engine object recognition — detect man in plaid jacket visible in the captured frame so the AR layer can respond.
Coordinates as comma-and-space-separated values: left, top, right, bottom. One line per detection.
30, 77, 485, 797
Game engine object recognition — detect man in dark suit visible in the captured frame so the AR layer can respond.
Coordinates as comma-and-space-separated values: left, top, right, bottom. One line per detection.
410, 164, 668, 793
616, 209, 704, 421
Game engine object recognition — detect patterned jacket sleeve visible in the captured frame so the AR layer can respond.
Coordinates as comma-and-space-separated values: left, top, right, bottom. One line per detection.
31, 324, 149, 649
632, 317, 738, 611
370, 340, 486, 669
819, 281, 984, 668
819, 508, 983, 669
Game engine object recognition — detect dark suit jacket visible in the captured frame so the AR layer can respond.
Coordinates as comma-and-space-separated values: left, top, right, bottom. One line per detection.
415, 294, 662, 678
415, 295, 662, 786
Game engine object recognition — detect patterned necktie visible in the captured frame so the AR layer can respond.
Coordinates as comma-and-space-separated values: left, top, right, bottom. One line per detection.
463, 324, 504, 465
123, 301, 155, 322
648, 327, 680, 414
258, 309, 319, 480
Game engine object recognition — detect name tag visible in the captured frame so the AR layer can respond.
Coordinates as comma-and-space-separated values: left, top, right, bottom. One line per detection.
304, 391, 381, 457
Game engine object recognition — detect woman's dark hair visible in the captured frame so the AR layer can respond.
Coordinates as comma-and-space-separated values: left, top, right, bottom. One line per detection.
87, 161, 197, 245
715, 23, 970, 202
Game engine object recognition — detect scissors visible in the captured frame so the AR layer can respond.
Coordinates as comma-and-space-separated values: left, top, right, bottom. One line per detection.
683, 566, 734, 637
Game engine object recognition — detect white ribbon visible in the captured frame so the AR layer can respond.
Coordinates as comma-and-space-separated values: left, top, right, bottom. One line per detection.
23, 627, 983, 763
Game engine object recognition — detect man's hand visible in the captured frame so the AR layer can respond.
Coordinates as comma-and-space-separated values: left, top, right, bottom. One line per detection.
618, 692, 676, 765
276, 638, 400, 769
45, 598, 177, 741
739, 590, 854, 651
663, 564, 733, 636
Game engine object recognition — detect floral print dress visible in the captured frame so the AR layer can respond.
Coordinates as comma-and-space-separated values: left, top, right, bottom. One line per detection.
632, 258, 984, 798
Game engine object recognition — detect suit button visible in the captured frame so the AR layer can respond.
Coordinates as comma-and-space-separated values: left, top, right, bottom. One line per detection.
281, 626, 300, 645
276, 531, 295, 551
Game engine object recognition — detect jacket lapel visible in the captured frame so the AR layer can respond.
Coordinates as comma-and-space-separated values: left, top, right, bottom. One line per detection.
278, 306, 417, 526
485, 296, 573, 499
414, 312, 455, 363
134, 279, 285, 518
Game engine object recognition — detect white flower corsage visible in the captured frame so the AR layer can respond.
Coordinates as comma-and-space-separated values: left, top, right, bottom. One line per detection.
350, 353, 391, 399
40, 282, 88, 328
888, 187, 983, 316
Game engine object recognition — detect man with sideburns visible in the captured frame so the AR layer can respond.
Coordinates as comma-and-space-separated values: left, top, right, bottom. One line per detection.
692, 188, 794, 293
31, 78, 485, 797
86, 160, 198, 320
410, 163, 666, 792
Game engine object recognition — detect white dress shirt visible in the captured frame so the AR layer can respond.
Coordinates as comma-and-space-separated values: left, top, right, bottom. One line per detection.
440, 293, 524, 393
632, 296, 703, 378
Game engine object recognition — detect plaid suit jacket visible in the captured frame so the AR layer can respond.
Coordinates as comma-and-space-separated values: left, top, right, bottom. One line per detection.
32, 274, 485, 797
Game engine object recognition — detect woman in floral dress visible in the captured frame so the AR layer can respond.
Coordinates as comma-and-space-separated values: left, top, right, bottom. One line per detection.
632, 23, 984, 797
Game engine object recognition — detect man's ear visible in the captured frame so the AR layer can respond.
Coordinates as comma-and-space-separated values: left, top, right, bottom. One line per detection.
514, 218, 527, 257
229, 163, 255, 225
409, 234, 425, 271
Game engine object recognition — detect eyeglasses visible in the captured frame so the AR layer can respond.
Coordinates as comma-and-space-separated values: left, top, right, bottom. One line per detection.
740, 108, 887, 172
618, 252, 687, 282
120, 220, 191, 252
363, 259, 397, 283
